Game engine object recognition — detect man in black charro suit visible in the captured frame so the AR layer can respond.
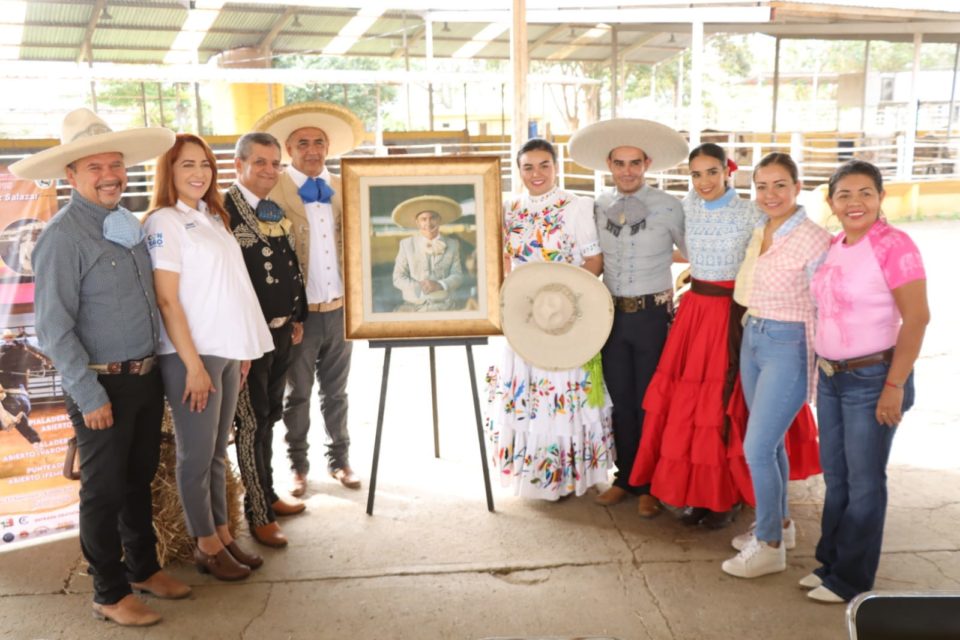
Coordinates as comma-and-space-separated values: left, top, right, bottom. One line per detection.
225, 132, 308, 549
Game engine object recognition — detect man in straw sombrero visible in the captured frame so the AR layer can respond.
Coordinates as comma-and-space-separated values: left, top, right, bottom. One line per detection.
391, 195, 465, 312
252, 102, 364, 495
10, 108, 191, 626
568, 118, 688, 517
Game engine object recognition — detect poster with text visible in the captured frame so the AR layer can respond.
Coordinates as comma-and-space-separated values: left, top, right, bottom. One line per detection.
0, 166, 78, 551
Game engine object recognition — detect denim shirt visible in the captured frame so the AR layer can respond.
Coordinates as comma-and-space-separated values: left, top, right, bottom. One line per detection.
595, 185, 686, 296
32, 191, 160, 413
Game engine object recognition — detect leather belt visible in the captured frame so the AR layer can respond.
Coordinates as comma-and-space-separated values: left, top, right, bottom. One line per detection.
690, 279, 734, 298
818, 348, 893, 377
89, 355, 156, 376
306, 297, 343, 313
613, 289, 673, 313
268, 315, 292, 329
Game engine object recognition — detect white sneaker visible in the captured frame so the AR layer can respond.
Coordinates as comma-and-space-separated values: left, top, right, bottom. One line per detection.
798, 573, 822, 589
721, 538, 786, 578
807, 585, 845, 603
731, 519, 796, 551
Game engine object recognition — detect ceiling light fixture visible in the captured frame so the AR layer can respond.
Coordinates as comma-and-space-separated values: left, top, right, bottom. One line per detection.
442, 21, 450, 32
292, 13, 302, 28
101, 6, 113, 20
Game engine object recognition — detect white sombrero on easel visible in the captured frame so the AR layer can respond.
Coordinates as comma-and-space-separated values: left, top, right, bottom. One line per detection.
252, 101, 364, 161
568, 118, 688, 172
9, 108, 175, 181
500, 262, 614, 371
391, 195, 462, 229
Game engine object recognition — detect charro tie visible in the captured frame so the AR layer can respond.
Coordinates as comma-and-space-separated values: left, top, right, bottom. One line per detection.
297, 176, 334, 204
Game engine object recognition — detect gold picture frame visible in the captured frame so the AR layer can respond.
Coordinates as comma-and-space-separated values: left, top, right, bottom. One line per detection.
340, 155, 503, 340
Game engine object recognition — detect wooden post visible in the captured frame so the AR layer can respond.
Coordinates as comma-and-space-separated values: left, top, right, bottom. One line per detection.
511, 0, 528, 193
690, 21, 704, 149
771, 37, 781, 136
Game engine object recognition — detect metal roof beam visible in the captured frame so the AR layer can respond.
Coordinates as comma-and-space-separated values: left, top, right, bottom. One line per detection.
76, 0, 107, 63
259, 7, 297, 54
612, 32, 659, 63
427, 7, 771, 24
2, 60, 602, 85
546, 24, 610, 62
721, 20, 960, 36
390, 23, 425, 59
528, 24, 566, 55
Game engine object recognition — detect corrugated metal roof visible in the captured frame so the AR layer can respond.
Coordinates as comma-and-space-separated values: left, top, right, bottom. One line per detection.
4, 0, 959, 72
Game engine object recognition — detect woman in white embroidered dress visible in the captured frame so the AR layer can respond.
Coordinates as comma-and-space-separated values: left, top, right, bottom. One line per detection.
486, 138, 615, 501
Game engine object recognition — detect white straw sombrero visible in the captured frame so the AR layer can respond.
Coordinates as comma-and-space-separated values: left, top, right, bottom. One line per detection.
252, 101, 364, 161
500, 262, 614, 371
9, 108, 175, 181
391, 195, 463, 229
568, 118, 688, 172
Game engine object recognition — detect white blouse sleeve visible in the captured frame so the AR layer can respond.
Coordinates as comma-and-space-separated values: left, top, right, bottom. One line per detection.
143, 210, 182, 273
569, 195, 601, 259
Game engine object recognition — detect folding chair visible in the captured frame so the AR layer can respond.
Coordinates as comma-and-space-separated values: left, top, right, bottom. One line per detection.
847, 590, 960, 639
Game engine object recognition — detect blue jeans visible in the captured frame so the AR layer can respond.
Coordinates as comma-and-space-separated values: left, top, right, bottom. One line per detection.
814, 362, 915, 601
740, 317, 808, 543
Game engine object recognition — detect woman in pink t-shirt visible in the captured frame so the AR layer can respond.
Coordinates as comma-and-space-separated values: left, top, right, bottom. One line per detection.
806, 160, 930, 603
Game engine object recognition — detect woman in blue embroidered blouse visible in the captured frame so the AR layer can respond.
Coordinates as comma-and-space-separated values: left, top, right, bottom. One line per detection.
631, 143, 820, 529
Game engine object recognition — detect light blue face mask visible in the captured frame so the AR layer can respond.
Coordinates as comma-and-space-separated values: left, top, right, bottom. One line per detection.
102, 209, 145, 249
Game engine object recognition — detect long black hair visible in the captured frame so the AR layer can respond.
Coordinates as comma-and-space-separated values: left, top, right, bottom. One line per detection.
827, 159, 883, 198
516, 138, 557, 167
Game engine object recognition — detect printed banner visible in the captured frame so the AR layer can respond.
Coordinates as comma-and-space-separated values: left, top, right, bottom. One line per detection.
0, 166, 79, 550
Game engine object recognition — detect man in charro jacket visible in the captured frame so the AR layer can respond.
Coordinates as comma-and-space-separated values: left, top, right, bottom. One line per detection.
252, 102, 365, 496
225, 132, 308, 548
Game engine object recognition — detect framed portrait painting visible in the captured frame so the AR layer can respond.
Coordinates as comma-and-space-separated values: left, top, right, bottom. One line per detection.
340, 155, 503, 340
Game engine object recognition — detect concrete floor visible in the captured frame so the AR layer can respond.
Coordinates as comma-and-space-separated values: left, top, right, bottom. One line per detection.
1, 220, 958, 640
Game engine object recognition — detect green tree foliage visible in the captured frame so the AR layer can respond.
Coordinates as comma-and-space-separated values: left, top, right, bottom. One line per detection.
276, 56, 399, 129
93, 81, 207, 132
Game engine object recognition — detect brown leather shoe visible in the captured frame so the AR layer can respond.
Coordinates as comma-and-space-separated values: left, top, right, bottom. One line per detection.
130, 570, 192, 599
637, 494, 663, 519
272, 498, 306, 516
92, 594, 161, 627
194, 546, 251, 581
226, 540, 263, 569
251, 521, 288, 548
594, 485, 628, 506
290, 472, 308, 498
330, 466, 361, 490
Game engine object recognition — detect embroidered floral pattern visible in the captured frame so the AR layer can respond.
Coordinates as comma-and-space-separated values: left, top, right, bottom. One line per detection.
486, 187, 614, 499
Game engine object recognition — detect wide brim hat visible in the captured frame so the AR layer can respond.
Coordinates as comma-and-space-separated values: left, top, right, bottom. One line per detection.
252, 101, 364, 161
392, 195, 462, 229
568, 118, 688, 172
500, 262, 614, 371
9, 108, 175, 181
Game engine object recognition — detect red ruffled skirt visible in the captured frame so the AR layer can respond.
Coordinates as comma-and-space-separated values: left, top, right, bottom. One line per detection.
629, 281, 821, 511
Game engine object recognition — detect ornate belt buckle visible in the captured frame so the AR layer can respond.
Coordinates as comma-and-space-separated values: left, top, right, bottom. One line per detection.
128, 360, 143, 375
818, 357, 836, 377
623, 297, 639, 313
107, 362, 122, 374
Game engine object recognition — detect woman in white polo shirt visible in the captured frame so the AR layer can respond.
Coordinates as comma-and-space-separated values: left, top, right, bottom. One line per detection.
144, 133, 273, 581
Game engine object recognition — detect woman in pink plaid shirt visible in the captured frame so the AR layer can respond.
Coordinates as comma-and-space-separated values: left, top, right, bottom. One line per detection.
722, 152, 831, 579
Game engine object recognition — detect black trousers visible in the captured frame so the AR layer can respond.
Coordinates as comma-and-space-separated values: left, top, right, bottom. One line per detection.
601, 305, 671, 494
236, 323, 295, 526
64, 370, 164, 605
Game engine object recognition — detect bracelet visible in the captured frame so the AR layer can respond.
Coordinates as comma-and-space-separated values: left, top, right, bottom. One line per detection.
884, 380, 905, 390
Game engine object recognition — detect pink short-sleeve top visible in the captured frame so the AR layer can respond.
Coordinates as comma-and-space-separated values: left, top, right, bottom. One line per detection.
811, 219, 925, 361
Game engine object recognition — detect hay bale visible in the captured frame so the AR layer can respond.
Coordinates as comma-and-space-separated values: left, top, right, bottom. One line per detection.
151, 403, 245, 566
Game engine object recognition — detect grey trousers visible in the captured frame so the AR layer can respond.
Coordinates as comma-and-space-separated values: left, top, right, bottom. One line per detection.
282, 307, 352, 475
160, 354, 240, 538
